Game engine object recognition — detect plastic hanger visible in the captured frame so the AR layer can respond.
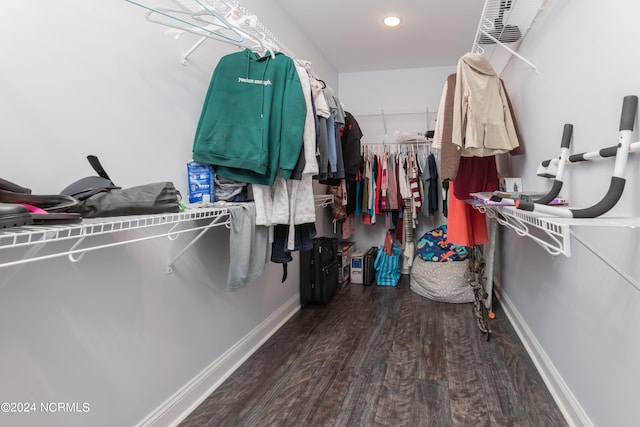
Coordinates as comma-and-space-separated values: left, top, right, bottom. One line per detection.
125, 0, 244, 43
224, 7, 277, 60
249, 32, 277, 59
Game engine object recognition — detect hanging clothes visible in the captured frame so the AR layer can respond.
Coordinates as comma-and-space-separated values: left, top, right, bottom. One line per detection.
446, 181, 489, 247
253, 64, 318, 256
434, 73, 459, 181
452, 52, 520, 157
193, 49, 306, 186
341, 112, 364, 180
386, 153, 398, 210
409, 153, 422, 218
435, 53, 526, 248
453, 156, 500, 201
326, 108, 338, 174
311, 77, 330, 180
424, 153, 439, 215
435, 72, 525, 182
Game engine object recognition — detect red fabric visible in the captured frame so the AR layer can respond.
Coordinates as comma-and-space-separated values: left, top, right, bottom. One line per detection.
453, 155, 499, 200
395, 217, 403, 243
375, 155, 382, 214
396, 156, 403, 208
384, 231, 393, 255
381, 153, 388, 211
446, 181, 488, 247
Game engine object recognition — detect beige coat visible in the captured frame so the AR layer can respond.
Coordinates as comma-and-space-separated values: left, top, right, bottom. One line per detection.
452, 52, 520, 157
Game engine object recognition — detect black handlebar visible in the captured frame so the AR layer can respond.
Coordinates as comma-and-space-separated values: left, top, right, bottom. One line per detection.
619, 95, 638, 131
560, 123, 573, 149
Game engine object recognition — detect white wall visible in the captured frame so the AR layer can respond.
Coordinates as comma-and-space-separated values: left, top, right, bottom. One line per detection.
496, 1, 640, 426
0, 1, 336, 426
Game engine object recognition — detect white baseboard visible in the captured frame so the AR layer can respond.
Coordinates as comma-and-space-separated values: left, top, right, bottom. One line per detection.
493, 282, 593, 427
136, 294, 301, 427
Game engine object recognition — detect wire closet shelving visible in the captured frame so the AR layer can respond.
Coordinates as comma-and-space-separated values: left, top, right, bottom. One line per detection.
472, 0, 548, 74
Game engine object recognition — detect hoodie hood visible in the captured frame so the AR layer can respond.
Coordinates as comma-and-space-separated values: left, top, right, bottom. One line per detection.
459, 52, 497, 77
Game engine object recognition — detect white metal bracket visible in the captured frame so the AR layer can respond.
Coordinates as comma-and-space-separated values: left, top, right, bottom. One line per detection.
166, 212, 230, 274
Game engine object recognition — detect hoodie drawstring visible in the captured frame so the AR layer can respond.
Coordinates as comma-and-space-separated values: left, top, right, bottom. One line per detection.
260, 58, 269, 119
245, 49, 270, 119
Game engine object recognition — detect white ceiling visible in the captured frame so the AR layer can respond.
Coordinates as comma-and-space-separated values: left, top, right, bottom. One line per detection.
274, 0, 486, 73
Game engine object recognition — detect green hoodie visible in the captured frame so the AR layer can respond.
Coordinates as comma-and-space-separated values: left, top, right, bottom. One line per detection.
192, 49, 306, 186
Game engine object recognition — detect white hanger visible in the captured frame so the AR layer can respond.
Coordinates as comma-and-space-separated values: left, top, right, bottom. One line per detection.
125, 0, 244, 43
224, 8, 277, 59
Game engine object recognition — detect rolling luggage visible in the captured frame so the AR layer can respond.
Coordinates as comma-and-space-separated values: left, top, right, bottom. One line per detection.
299, 237, 339, 306
363, 246, 378, 286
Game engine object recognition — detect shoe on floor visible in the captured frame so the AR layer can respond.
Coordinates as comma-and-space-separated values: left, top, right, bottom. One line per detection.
0, 203, 33, 229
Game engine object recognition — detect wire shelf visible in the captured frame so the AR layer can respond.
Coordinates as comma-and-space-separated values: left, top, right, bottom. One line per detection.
0, 207, 229, 270
472, 0, 548, 73
474, 203, 640, 257
480, 206, 571, 256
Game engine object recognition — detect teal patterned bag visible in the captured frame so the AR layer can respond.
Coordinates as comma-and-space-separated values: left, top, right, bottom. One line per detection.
374, 245, 401, 286
416, 225, 469, 262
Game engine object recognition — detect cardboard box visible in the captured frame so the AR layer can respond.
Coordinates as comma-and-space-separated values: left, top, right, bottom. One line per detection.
337, 242, 355, 288
499, 177, 523, 193
350, 250, 366, 284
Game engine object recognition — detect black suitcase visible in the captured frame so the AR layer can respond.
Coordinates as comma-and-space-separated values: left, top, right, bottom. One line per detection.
299, 237, 339, 306
363, 246, 378, 286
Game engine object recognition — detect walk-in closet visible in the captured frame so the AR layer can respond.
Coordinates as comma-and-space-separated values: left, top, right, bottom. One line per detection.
0, 1, 638, 426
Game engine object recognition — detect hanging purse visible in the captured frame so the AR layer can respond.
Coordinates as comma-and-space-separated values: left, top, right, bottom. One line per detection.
328, 183, 347, 222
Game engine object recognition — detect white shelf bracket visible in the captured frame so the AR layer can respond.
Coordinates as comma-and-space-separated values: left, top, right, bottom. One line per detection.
476, 205, 570, 256
68, 237, 88, 263
478, 30, 538, 72
181, 36, 207, 65
570, 230, 640, 293
166, 213, 230, 274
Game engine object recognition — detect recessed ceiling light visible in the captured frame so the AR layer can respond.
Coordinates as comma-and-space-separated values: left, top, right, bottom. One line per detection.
383, 16, 402, 28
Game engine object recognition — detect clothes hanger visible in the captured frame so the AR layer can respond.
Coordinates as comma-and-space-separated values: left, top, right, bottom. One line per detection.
251, 32, 278, 59
125, 0, 244, 43
223, 8, 277, 59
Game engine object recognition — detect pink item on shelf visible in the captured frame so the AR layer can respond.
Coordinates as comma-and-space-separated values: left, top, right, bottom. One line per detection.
19, 203, 48, 214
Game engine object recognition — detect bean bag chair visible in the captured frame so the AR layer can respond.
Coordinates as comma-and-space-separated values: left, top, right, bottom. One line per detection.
410, 256, 474, 303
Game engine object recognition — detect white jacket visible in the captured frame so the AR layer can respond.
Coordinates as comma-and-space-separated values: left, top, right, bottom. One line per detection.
452, 52, 520, 157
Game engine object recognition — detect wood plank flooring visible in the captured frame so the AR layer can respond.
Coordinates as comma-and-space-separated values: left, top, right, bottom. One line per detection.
179, 277, 568, 427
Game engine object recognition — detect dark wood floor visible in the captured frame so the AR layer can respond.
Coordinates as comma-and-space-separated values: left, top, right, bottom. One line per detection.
180, 277, 568, 427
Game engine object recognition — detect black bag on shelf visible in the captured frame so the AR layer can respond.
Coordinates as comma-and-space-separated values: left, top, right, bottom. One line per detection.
68, 181, 179, 218
299, 237, 339, 306
63, 155, 179, 218
60, 155, 120, 201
